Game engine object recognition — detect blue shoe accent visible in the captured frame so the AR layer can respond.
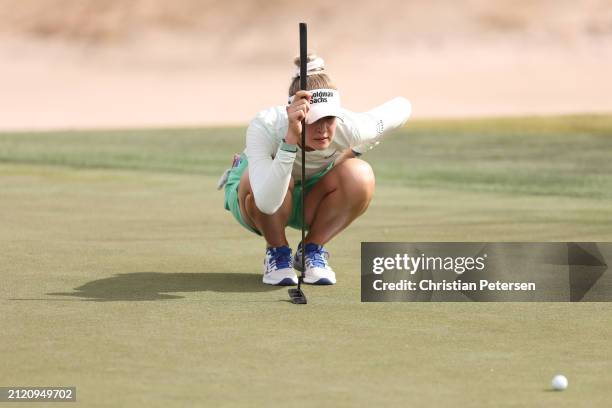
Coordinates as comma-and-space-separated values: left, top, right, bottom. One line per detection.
311, 278, 334, 285
277, 277, 298, 286
304, 243, 327, 268
267, 246, 292, 270
294, 242, 337, 285
262, 246, 298, 285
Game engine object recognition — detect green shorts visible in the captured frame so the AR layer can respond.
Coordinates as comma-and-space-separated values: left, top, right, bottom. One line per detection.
224, 152, 333, 236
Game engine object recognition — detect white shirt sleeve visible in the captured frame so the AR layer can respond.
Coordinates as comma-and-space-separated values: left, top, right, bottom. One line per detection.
245, 113, 296, 215
347, 97, 412, 154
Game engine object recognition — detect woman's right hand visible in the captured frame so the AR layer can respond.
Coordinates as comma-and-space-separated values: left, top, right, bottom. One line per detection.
285, 90, 311, 145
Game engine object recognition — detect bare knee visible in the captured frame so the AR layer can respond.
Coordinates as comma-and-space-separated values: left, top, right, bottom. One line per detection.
340, 159, 375, 203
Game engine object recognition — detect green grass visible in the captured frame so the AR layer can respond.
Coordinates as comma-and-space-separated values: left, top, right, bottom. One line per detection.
2, 114, 611, 198
371, 114, 612, 198
1, 115, 612, 407
0, 127, 242, 175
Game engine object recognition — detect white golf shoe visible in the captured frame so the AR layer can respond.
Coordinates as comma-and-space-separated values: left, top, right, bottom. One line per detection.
262, 246, 298, 286
294, 243, 337, 285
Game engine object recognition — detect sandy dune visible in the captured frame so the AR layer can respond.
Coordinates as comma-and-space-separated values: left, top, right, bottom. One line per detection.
1, 0, 611, 130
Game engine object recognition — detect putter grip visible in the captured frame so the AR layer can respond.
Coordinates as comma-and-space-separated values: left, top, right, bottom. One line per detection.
299, 23, 307, 90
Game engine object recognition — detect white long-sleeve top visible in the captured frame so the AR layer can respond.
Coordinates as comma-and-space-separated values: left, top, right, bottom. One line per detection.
246, 97, 412, 214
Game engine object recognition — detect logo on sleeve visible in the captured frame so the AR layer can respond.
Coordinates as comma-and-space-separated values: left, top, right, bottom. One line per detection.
376, 119, 384, 135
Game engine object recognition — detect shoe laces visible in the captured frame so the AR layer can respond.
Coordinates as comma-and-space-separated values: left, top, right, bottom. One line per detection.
303, 243, 329, 269
266, 246, 292, 271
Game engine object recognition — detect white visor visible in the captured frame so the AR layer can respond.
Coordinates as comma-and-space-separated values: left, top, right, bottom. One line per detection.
288, 88, 343, 125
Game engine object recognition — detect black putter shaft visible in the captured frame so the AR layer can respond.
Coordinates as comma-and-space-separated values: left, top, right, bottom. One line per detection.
288, 23, 308, 304
299, 22, 307, 288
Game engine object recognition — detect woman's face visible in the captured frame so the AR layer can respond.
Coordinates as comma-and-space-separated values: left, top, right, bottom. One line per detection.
305, 116, 337, 151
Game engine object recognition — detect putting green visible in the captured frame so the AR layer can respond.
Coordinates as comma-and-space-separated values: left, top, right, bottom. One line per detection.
1, 115, 611, 406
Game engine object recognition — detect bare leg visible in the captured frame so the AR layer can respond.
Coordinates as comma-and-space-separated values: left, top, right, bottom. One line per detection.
237, 167, 294, 248
303, 158, 375, 245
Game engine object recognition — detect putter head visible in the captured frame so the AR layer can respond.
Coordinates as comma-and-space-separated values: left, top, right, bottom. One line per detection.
288, 288, 307, 304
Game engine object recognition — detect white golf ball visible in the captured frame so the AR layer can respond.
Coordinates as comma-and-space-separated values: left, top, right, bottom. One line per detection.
551, 374, 568, 391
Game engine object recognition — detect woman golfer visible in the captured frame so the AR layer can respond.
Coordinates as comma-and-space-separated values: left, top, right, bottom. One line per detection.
223, 54, 411, 285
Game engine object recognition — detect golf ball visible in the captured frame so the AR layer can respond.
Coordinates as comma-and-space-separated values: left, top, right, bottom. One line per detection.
551, 374, 568, 391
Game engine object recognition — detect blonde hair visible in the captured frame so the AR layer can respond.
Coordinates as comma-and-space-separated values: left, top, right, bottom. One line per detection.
288, 53, 336, 96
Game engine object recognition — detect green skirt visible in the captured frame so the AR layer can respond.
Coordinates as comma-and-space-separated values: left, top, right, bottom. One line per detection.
224, 152, 333, 236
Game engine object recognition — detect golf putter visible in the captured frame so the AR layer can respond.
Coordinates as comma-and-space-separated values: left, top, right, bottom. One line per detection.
288, 22, 308, 305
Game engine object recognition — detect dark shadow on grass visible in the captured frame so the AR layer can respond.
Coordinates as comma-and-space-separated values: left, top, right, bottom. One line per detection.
46, 272, 277, 302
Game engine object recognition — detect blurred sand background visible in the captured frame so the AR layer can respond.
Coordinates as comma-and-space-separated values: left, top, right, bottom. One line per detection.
1, 0, 611, 130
